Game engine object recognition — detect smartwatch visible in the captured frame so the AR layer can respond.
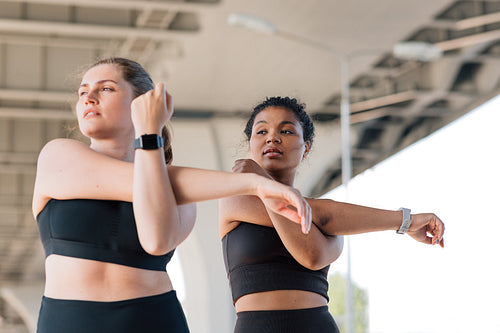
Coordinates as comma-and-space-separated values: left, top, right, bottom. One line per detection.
396, 207, 412, 234
134, 134, 164, 150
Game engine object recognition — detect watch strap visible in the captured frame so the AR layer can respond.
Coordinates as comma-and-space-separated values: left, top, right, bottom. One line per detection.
396, 207, 412, 234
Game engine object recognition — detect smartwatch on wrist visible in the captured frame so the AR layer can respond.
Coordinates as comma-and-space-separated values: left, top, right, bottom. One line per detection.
396, 207, 412, 234
134, 134, 164, 150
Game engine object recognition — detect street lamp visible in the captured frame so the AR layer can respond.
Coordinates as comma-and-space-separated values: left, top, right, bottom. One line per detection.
228, 13, 442, 192
228, 12, 442, 333
228, 12, 357, 193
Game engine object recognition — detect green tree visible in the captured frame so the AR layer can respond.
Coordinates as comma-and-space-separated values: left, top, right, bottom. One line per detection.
328, 273, 369, 333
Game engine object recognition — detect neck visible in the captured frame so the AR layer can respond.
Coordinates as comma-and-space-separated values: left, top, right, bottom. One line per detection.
90, 137, 135, 162
266, 169, 296, 187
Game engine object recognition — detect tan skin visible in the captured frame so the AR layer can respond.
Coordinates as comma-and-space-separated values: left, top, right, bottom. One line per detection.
33, 65, 313, 302
219, 106, 445, 312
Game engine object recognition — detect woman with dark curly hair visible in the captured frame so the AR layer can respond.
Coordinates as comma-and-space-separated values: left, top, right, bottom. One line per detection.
219, 96, 445, 333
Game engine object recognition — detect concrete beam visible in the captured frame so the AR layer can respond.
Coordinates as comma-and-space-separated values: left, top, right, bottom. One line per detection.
0, 107, 75, 120
0, 18, 196, 41
11, 0, 215, 12
0, 89, 73, 103
0, 34, 111, 49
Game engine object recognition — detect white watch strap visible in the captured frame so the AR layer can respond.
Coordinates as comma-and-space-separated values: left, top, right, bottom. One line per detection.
396, 207, 412, 234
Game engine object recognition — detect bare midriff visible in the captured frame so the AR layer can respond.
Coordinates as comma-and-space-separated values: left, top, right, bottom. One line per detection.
44, 255, 173, 301
235, 289, 328, 312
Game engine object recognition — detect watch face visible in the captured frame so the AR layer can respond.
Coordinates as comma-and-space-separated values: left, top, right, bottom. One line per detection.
135, 134, 164, 150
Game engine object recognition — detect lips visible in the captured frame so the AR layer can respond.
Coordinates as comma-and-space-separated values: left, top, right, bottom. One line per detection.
264, 147, 282, 156
83, 109, 100, 119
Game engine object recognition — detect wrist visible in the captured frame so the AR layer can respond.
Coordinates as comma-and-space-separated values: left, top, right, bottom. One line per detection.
250, 173, 265, 196
134, 134, 164, 150
135, 128, 162, 137
396, 207, 412, 234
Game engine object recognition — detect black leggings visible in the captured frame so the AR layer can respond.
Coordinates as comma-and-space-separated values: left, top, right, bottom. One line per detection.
37, 290, 189, 333
234, 306, 340, 333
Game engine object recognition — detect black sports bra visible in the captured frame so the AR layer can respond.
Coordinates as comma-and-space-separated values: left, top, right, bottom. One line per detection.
37, 199, 174, 271
222, 222, 329, 303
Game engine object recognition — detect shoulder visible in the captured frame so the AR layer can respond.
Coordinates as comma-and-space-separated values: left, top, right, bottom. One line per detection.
219, 195, 271, 238
38, 138, 88, 162
33, 139, 90, 216
219, 195, 264, 217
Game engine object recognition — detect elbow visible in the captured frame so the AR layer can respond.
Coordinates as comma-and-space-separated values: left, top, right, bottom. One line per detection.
140, 232, 179, 256
298, 237, 345, 271
303, 260, 329, 272
142, 239, 176, 256
298, 251, 330, 271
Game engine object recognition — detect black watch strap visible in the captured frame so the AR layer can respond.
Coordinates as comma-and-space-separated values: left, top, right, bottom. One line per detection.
134, 134, 164, 150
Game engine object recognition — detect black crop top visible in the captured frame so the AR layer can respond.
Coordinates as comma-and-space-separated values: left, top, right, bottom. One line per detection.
37, 199, 174, 271
222, 222, 329, 303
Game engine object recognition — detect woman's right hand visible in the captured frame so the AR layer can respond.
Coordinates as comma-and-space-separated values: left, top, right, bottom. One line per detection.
231, 159, 311, 233
232, 159, 272, 179
254, 177, 312, 234
407, 213, 445, 248
131, 82, 173, 135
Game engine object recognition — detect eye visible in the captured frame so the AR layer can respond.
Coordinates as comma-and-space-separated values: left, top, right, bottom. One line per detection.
78, 90, 88, 97
102, 87, 114, 92
281, 129, 294, 134
256, 130, 267, 135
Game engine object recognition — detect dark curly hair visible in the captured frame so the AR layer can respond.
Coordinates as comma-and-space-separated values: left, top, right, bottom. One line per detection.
244, 96, 315, 148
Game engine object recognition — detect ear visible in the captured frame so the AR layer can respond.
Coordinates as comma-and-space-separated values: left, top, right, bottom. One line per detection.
303, 141, 311, 159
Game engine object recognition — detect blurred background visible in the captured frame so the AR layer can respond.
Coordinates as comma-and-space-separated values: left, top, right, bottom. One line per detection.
0, 0, 499, 332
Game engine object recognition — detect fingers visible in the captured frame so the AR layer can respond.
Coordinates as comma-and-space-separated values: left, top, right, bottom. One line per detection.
431, 215, 445, 248
155, 82, 165, 97
302, 200, 312, 234
289, 189, 311, 234
131, 82, 173, 135
432, 237, 444, 247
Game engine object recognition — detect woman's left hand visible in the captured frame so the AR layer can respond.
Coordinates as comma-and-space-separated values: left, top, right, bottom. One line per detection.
407, 213, 445, 248
131, 82, 173, 135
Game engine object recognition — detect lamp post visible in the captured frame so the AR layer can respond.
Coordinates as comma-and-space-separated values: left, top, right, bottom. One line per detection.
228, 13, 442, 333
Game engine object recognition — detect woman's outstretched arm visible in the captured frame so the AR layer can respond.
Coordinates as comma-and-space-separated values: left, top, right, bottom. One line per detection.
33, 141, 310, 233
308, 199, 445, 247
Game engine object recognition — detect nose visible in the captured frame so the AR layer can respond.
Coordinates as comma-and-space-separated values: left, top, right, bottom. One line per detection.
84, 90, 97, 105
266, 134, 281, 144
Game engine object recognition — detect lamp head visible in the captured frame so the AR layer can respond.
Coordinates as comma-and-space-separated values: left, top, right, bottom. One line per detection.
227, 13, 277, 34
393, 41, 443, 62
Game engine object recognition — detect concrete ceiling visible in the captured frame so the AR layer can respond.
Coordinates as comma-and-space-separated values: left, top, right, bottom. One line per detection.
1, 0, 500, 330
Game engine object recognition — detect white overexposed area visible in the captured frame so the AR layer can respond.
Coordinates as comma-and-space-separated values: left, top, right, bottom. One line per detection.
325, 94, 500, 333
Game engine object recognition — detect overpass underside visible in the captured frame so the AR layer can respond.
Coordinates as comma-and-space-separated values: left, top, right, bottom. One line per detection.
0, 1, 499, 332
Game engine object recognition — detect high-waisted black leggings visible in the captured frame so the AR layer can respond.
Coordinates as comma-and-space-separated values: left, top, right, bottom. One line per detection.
234, 306, 340, 333
37, 290, 189, 333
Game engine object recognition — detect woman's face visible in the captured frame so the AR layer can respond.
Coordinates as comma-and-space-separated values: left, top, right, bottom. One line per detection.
250, 106, 310, 173
76, 64, 135, 140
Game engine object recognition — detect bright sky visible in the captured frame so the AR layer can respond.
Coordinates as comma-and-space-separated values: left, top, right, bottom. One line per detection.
324, 94, 500, 333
